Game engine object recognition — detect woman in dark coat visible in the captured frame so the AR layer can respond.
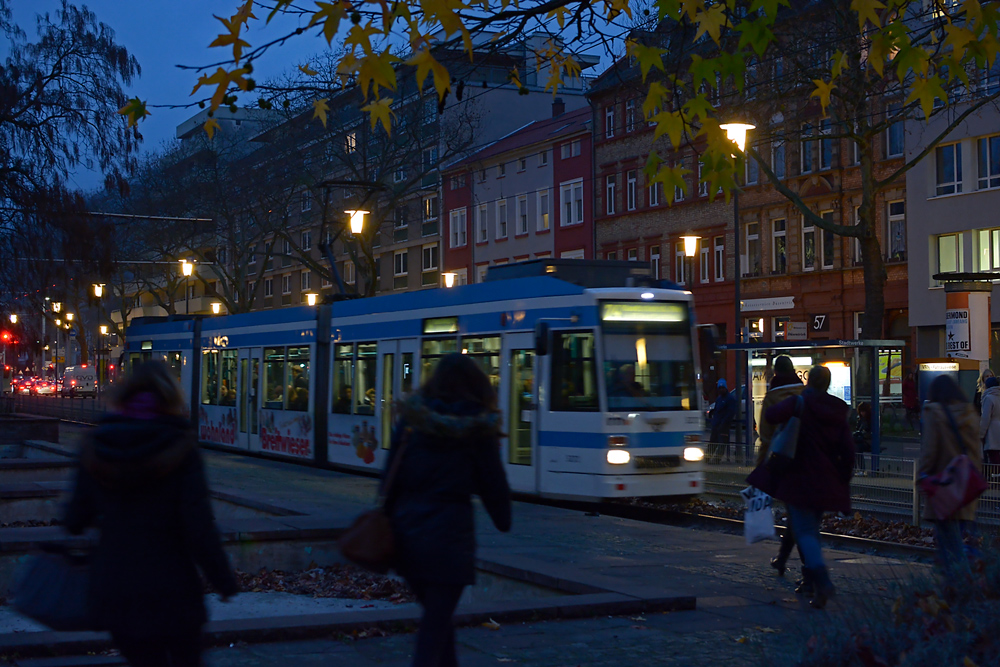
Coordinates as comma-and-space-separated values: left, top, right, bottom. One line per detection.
384, 353, 512, 667
747, 365, 854, 609
65, 361, 238, 666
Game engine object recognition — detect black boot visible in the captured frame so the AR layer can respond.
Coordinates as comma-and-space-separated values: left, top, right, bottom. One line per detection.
770, 555, 787, 576
807, 566, 836, 610
794, 567, 815, 597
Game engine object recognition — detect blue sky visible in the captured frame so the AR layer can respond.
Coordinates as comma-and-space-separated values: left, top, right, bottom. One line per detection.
8, 1, 324, 190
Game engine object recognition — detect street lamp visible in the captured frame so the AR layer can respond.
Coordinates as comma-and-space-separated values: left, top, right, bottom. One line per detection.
93, 283, 104, 298
305, 293, 318, 306
180, 259, 194, 314
8, 314, 15, 324
442, 272, 457, 288
94, 283, 105, 395
211, 302, 222, 315
681, 235, 700, 288
720, 121, 755, 454
344, 209, 369, 236
52, 302, 61, 313
66, 313, 74, 322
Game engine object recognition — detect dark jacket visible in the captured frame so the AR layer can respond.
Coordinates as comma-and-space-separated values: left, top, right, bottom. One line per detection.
384, 396, 511, 586
755, 373, 804, 466
708, 390, 737, 430
64, 413, 237, 639
747, 387, 855, 513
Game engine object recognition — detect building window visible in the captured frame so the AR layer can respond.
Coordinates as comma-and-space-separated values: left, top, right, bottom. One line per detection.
301, 192, 312, 212
772, 218, 787, 274
745, 222, 760, 277
301, 271, 311, 291
449, 174, 466, 190
773, 316, 791, 342
625, 99, 636, 133
301, 231, 312, 251
282, 274, 291, 294
851, 140, 861, 165
887, 201, 906, 261
605, 175, 616, 215
819, 119, 833, 170
605, 105, 615, 138
977, 228, 1000, 271
978, 135, 1000, 189
537, 190, 550, 231
498, 162, 506, 177
477, 204, 489, 242
516, 195, 528, 235
674, 160, 686, 202
394, 250, 408, 276
887, 105, 904, 158
539, 150, 549, 166
518, 157, 527, 172
801, 123, 814, 174
938, 233, 960, 274
497, 200, 508, 238
423, 195, 439, 221
395, 206, 408, 229
772, 139, 786, 179
648, 179, 660, 206
674, 242, 688, 285
627, 248, 638, 261
936, 142, 963, 195
821, 211, 836, 269
449, 209, 467, 248
345, 131, 357, 153
650, 245, 660, 279
264, 278, 273, 297
607, 251, 617, 261
699, 238, 710, 283
422, 244, 439, 271
560, 141, 581, 159
697, 161, 708, 197
561, 179, 584, 226
626, 170, 637, 210
344, 261, 355, 285
394, 167, 406, 182
422, 146, 439, 169
746, 152, 759, 185
714, 236, 725, 281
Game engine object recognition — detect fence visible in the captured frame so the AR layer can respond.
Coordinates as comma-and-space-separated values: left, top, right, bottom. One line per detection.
704, 442, 1000, 527
11, 394, 108, 424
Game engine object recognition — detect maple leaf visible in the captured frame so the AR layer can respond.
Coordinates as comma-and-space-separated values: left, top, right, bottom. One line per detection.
313, 98, 330, 127
407, 48, 451, 101
851, 0, 885, 30
694, 4, 728, 44
811, 79, 836, 115
204, 118, 221, 139
209, 26, 251, 63
362, 97, 395, 134
191, 67, 251, 111
344, 21, 381, 57
628, 40, 666, 82
906, 74, 948, 118
642, 81, 668, 120
358, 50, 400, 100
682, 93, 714, 121
299, 63, 318, 76
117, 97, 149, 127
651, 110, 685, 148
750, 0, 790, 19
309, 2, 346, 45
944, 24, 977, 62
547, 5, 571, 28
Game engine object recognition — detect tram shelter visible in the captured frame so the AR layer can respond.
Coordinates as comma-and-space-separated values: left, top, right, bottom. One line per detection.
716, 339, 908, 460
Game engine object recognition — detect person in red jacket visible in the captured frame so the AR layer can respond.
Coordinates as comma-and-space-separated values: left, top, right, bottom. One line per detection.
747, 365, 855, 609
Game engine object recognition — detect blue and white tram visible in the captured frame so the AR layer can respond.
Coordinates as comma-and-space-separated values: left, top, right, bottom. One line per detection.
124, 275, 706, 500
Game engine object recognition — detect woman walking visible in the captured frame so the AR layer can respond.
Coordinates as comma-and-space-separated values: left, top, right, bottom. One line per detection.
979, 376, 1000, 471
921, 375, 981, 571
385, 353, 511, 666
974, 367, 994, 416
64, 361, 237, 666
748, 365, 854, 609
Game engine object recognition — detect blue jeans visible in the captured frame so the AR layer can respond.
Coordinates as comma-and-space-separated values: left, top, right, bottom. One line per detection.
934, 520, 965, 572
787, 505, 824, 569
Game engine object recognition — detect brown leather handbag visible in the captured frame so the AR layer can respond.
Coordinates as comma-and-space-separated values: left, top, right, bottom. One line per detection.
338, 429, 410, 574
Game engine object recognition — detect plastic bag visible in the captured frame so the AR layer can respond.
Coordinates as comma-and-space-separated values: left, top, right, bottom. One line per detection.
741, 486, 776, 545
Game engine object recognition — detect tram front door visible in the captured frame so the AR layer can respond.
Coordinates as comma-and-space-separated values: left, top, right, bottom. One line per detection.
238, 347, 261, 451
501, 332, 538, 494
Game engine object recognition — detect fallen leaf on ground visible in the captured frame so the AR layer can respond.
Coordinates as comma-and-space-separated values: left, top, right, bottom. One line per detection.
482, 618, 501, 630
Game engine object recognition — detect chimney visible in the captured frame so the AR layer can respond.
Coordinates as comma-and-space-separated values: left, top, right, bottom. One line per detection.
552, 97, 565, 118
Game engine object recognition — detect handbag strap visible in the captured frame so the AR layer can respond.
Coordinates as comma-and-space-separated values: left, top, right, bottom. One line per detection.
942, 404, 969, 456
378, 426, 412, 508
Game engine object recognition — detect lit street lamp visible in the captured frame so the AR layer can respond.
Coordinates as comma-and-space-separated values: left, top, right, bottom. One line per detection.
180, 259, 194, 315
344, 209, 369, 236
681, 235, 700, 288
8, 314, 16, 324
442, 272, 457, 288
305, 293, 318, 306
94, 284, 106, 396
211, 302, 222, 315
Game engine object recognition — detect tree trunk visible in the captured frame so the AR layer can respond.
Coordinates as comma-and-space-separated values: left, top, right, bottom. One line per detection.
858, 153, 887, 341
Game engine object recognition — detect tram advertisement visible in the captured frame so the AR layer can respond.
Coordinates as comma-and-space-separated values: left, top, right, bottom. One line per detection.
199, 406, 237, 446
328, 418, 380, 465
259, 410, 314, 459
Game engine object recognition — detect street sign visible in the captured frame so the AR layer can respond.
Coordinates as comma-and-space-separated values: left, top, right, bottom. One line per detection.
56, 356, 65, 363
786, 322, 808, 341
809, 314, 830, 332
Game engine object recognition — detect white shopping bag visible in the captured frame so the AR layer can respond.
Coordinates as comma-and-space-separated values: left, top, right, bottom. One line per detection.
740, 486, 776, 545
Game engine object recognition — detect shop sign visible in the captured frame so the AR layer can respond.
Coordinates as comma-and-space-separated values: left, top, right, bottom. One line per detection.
786, 322, 808, 340
741, 296, 795, 312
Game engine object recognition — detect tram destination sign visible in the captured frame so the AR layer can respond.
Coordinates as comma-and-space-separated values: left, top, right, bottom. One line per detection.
601, 302, 687, 323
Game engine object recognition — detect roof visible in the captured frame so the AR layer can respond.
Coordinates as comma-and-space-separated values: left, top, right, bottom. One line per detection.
445, 106, 590, 171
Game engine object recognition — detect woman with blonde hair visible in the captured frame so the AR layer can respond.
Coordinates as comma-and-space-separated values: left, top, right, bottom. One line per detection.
65, 361, 237, 666
974, 367, 994, 416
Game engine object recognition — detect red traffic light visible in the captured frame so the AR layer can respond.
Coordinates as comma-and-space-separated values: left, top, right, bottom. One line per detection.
1, 332, 9, 341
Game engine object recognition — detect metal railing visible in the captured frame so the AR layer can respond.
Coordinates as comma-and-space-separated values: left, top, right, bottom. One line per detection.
703, 442, 1000, 527
11, 394, 107, 424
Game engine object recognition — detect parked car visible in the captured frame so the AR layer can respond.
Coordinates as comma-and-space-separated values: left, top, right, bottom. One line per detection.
33, 380, 55, 396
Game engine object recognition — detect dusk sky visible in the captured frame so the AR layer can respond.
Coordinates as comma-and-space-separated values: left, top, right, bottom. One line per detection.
9, 1, 326, 191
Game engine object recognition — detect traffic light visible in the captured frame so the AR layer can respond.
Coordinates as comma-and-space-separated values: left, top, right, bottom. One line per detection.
1, 332, 9, 342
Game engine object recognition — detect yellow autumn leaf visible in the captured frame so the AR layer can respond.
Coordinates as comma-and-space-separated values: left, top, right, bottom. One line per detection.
204, 117, 221, 139
651, 110, 685, 148
357, 50, 400, 100
309, 1, 346, 45
362, 97, 395, 134
407, 48, 451, 100
191, 67, 251, 111
209, 28, 251, 63
299, 64, 318, 76
694, 4, 727, 44
313, 98, 330, 127
906, 74, 947, 118
628, 40, 667, 82
547, 5, 571, 28
117, 97, 149, 127
851, 0, 885, 30
811, 79, 836, 114
643, 81, 668, 120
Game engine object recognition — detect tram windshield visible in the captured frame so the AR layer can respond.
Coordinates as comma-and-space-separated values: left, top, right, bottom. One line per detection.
601, 301, 697, 411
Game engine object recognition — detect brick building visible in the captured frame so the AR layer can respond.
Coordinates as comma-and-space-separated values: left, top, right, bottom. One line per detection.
441, 104, 593, 282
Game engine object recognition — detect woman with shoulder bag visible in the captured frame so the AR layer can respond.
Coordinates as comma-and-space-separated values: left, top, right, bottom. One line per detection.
979, 376, 1000, 472
920, 375, 982, 572
64, 361, 238, 666
384, 353, 512, 667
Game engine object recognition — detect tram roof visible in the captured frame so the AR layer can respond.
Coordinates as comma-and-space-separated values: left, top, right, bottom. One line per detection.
717, 340, 907, 351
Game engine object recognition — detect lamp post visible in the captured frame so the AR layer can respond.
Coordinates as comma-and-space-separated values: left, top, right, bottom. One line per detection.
65, 313, 74, 368
720, 121, 755, 454
93, 284, 104, 395
680, 235, 700, 287
180, 259, 194, 314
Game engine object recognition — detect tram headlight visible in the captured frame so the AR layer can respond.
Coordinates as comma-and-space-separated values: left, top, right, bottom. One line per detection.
607, 449, 631, 465
683, 447, 705, 462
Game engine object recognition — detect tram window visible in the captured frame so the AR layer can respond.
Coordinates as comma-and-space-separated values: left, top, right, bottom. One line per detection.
355, 343, 377, 415
201, 350, 220, 405
167, 352, 182, 385
239, 359, 247, 433
509, 349, 535, 465
401, 352, 414, 397
461, 336, 501, 389
604, 333, 696, 411
263, 347, 285, 410
219, 350, 238, 406
381, 354, 394, 449
422, 338, 457, 379
287, 346, 310, 411
551, 332, 598, 412
332, 343, 354, 414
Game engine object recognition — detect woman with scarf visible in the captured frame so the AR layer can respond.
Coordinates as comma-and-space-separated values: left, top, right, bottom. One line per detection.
384, 353, 512, 667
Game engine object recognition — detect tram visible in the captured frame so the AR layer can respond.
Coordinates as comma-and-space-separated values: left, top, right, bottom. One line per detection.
124, 267, 706, 501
